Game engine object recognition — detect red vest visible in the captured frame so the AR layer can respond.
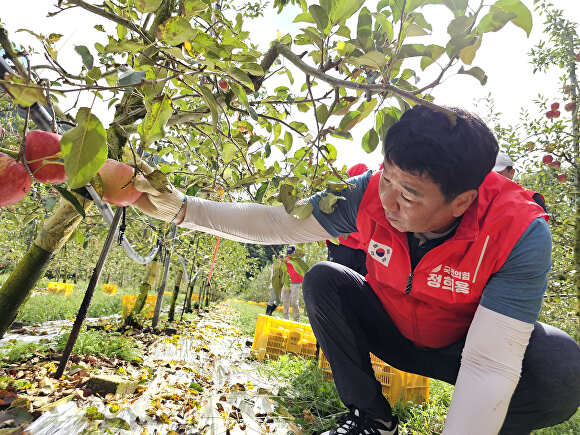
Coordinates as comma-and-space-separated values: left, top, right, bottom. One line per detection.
338, 232, 363, 250
286, 258, 304, 283
357, 171, 548, 348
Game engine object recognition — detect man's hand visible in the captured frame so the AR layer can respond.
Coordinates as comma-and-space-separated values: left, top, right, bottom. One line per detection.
131, 160, 187, 224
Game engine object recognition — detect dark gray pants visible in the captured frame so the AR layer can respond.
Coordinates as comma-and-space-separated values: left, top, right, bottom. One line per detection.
303, 261, 580, 435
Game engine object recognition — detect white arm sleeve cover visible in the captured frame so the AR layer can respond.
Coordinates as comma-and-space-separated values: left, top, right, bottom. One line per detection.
442, 305, 533, 435
179, 196, 333, 244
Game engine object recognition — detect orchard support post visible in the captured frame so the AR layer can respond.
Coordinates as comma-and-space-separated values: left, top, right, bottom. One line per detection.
167, 269, 183, 322
0, 194, 92, 337
151, 224, 176, 328
55, 206, 123, 378
124, 246, 161, 328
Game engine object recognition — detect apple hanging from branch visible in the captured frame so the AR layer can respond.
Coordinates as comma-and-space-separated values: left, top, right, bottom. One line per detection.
0, 153, 32, 206
98, 159, 142, 206
24, 130, 66, 184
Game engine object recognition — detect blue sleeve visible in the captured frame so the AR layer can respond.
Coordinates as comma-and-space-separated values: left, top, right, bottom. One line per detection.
480, 217, 552, 323
308, 170, 372, 237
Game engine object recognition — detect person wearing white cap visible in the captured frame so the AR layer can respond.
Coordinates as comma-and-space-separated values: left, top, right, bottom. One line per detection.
494, 152, 547, 212
493, 152, 516, 180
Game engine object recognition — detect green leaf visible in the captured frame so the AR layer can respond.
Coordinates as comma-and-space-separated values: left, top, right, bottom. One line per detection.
182, 0, 208, 18
54, 186, 86, 218
338, 99, 377, 132
319, 192, 344, 214
294, 13, 316, 24
278, 183, 297, 213
309, 5, 329, 30
227, 67, 255, 90
357, 7, 373, 51
477, 0, 532, 37
289, 121, 309, 133
198, 85, 219, 127
2, 74, 45, 107
157, 17, 195, 46
118, 69, 146, 86
347, 50, 387, 69
221, 140, 236, 162
376, 106, 401, 139
75, 229, 85, 245
419, 45, 444, 69
405, 23, 429, 37
374, 12, 394, 41
137, 94, 173, 146
445, 34, 479, 58
362, 128, 380, 153
239, 63, 264, 76
447, 15, 475, 36
74, 46, 94, 70
459, 34, 482, 65
60, 108, 107, 189
457, 66, 487, 85
291, 201, 314, 219
283, 131, 293, 153
329, 0, 365, 25
255, 182, 269, 202
230, 82, 250, 112
86, 406, 104, 421
134, 0, 163, 13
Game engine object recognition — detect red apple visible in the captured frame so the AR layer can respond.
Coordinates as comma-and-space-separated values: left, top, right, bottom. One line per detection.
546, 111, 554, 119
24, 130, 66, 184
550, 160, 561, 169
557, 174, 567, 183
98, 159, 142, 206
576, 53, 580, 62
564, 102, 576, 112
218, 80, 229, 91
0, 153, 32, 206
0, 127, 5, 135
551, 102, 559, 111
542, 155, 553, 164
553, 110, 561, 118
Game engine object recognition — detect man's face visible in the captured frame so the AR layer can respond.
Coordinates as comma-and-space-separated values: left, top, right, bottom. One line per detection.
378, 161, 475, 233
497, 167, 515, 180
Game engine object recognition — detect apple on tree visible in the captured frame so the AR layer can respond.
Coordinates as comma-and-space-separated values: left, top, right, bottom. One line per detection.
24, 130, 66, 184
98, 159, 142, 206
542, 154, 553, 164
218, 79, 229, 91
550, 160, 561, 169
557, 174, 567, 183
564, 102, 576, 112
0, 153, 32, 207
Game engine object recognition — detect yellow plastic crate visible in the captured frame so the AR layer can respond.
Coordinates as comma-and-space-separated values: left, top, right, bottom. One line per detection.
47, 282, 74, 296
102, 283, 117, 295
319, 353, 429, 405
121, 295, 157, 319
252, 315, 317, 360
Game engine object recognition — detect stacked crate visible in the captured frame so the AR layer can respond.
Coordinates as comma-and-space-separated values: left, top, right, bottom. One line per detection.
252, 315, 429, 404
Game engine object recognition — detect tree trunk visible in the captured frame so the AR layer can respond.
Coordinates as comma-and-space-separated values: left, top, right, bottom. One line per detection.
124, 256, 160, 327
0, 195, 92, 337
167, 269, 183, 322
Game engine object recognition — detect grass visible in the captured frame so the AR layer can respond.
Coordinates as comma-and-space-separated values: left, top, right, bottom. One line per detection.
228, 300, 579, 434
55, 329, 141, 362
2, 274, 179, 326
0, 340, 48, 366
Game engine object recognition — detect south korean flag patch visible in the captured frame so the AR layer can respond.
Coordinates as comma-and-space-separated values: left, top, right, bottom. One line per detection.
368, 240, 393, 267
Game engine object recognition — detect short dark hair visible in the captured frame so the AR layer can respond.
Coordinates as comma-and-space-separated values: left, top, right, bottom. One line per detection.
383, 105, 498, 201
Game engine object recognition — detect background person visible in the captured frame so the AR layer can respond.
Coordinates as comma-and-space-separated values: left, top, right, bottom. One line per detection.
283, 245, 303, 322
494, 151, 548, 212
131, 105, 580, 435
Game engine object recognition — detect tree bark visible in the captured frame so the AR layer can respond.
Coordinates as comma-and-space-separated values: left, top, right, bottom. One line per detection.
124, 256, 160, 327
0, 194, 92, 337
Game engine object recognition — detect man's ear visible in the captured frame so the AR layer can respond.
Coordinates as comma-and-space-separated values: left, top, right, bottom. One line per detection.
451, 189, 478, 217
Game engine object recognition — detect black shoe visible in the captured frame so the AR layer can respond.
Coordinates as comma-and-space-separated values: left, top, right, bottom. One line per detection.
321, 410, 398, 435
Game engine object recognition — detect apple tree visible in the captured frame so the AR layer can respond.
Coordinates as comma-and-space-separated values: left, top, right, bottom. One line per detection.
0, 0, 534, 336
